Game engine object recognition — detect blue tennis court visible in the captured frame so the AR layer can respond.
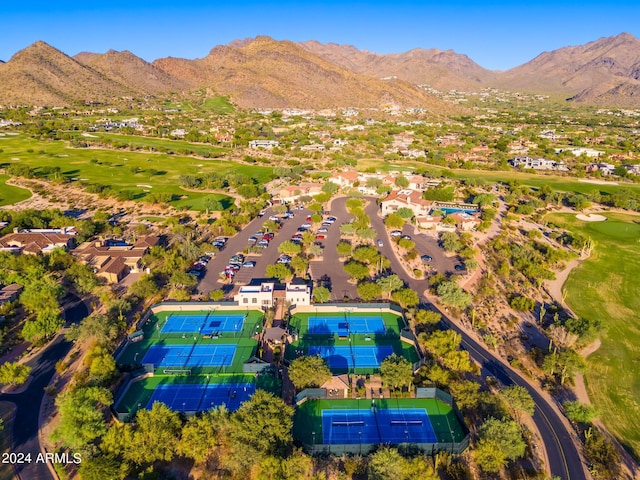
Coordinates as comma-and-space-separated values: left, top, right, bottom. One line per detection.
141, 344, 236, 368
322, 408, 436, 444
308, 345, 394, 369
161, 313, 246, 335
147, 382, 255, 412
308, 315, 385, 335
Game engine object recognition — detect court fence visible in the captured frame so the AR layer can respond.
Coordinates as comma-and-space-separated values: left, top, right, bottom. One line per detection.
298, 386, 470, 456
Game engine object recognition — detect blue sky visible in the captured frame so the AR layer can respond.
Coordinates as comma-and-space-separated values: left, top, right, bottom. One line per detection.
2, 0, 639, 70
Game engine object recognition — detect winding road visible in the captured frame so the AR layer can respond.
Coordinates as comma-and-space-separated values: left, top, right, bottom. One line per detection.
0, 297, 87, 480
362, 196, 588, 480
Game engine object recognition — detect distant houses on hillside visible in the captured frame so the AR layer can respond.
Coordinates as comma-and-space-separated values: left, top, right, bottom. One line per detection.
508, 156, 569, 171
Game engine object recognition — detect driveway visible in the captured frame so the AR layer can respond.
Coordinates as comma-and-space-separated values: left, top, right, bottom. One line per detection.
199, 207, 313, 296
308, 197, 357, 300
0, 297, 88, 480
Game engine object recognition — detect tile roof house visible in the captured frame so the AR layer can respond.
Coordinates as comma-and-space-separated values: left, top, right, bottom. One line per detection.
73, 236, 161, 283
0, 228, 76, 255
0, 284, 23, 305
380, 190, 432, 217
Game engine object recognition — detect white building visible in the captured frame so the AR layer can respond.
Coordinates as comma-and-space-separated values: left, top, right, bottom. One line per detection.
248, 140, 280, 149
234, 282, 275, 308
285, 281, 311, 306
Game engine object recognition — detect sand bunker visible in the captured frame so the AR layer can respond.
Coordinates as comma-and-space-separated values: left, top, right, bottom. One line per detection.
576, 213, 607, 222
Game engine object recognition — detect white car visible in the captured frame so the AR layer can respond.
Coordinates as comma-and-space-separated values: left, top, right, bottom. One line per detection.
390, 230, 402, 237
377, 239, 383, 247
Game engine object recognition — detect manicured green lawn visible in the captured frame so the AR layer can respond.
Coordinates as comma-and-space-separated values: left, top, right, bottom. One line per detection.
0, 135, 274, 211
545, 212, 640, 459
0, 174, 31, 206
200, 96, 235, 114
92, 133, 228, 158
0, 402, 17, 480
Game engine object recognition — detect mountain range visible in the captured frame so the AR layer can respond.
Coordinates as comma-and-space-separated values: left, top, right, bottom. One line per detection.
1, 33, 639, 108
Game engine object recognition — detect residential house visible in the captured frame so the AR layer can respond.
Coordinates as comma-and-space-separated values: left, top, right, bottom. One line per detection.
0, 284, 23, 306
0, 228, 76, 255
275, 183, 323, 203
73, 236, 161, 283
624, 164, 640, 175
248, 140, 280, 149
448, 212, 482, 231
328, 171, 361, 189
508, 156, 568, 171
557, 147, 603, 158
381, 190, 432, 217
586, 163, 616, 175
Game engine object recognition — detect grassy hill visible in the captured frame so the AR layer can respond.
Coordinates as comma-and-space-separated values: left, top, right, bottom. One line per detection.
0, 173, 31, 206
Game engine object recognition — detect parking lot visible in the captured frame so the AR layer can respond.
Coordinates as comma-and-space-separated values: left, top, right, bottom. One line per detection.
196, 197, 462, 300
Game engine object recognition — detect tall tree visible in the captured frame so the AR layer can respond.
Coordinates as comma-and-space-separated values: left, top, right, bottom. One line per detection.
52, 386, 113, 449
288, 356, 332, 391
0, 362, 31, 387
380, 354, 414, 391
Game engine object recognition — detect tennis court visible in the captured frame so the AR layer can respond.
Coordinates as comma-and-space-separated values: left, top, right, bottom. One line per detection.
308, 345, 394, 369
308, 315, 386, 335
141, 344, 236, 368
147, 382, 256, 413
321, 408, 436, 444
161, 313, 246, 335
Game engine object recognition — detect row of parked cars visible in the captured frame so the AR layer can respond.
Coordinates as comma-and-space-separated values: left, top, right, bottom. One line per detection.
188, 254, 213, 279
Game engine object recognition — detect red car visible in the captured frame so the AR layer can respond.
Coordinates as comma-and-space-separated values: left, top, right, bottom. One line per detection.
315, 234, 326, 240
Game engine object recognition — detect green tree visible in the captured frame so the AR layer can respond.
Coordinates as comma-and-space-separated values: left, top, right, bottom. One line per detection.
257, 450, 313, 480
510, 296, 536, 311
128, 402, 182, 464
288, 356, 332, 390
421, 330, 461, 358
227, 391, 294, 471
22, 307, 64, 344
391, 288, 420, 308
439, 231, 462, 252
278, 240, 303, 256
380, 354, 413, 390
177, 406, 230, 463
436, 281, 473, 309
66, 313, 122, 347
357, 282, 383, 301
265, 263, 293, 282
384, 213, 405, 229
369, 447, 405, 480
52, 386, 113, 449
352, 245, 379, 264
584, 428, 621, 479
290, 256, 309, 277
501, 385, 535, 423
336, 241, 353, 257
413, 309, 441, 329
376, 274, 404, 300
563, 401, 598, 424
475, 417, 526, 472
448, 380, 481, 411
344, 261, 370, 281
312, 286, 331, 303
0, 362, 31, 386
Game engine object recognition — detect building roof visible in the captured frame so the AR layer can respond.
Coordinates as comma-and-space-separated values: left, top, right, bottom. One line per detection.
382, 189, 432, 208
0, 232, 75, 254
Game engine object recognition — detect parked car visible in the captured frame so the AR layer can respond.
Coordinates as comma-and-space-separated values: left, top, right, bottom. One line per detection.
454, 264, 466, 271
242, 261, 256, 268
317, 227, 328, 233
301, 223, 312, 228
315, 234, 326, 240
401, 235, 412, 241
377, 239, 384, 247
268, 215, 279, 221
421, 255, 433, 263
257, 240, 269, 247
188, 269, 204, 278
327, 216, 337, 222
263, 232, 275, 240
199, 255, 211, 262
321, 221, 333, 227
390, 230, 403, 237
277, 255, 291, 264
190, 263, 206, 271
247, 236, 258, 244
